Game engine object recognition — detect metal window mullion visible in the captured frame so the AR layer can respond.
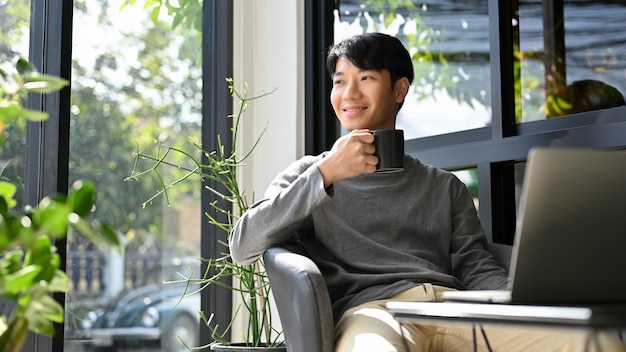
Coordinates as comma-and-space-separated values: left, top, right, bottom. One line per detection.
25, 0, 74, 351
201, 0, 233, 346
304, 0, 337, 155
485, 0, 518, 244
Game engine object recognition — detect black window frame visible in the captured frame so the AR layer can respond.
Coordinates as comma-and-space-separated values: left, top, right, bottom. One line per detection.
200, 0, 233, 346
25, 0, 74, 350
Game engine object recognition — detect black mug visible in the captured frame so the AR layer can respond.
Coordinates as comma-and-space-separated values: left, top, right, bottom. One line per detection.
372, 129, 404, 173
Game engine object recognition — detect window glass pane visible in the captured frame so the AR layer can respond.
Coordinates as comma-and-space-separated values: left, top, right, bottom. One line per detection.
65, 1, 202, 350
517, 1, 626, 123
0, 0, 30, 208
335, 0, 492, 139
452, 168, 479, 214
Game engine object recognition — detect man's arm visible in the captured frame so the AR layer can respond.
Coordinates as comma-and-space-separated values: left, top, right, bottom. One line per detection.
229, 156, 329, 264
449, 178, 509, 290
230, 130, 379, 264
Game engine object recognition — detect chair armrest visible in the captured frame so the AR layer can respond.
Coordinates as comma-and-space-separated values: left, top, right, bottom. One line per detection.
263, 247, 335, 352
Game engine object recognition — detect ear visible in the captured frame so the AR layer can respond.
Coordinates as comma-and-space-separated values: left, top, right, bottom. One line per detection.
394, 77, 410, 104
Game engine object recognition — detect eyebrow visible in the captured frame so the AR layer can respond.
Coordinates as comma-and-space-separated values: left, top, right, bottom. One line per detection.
332, 68, 377, 78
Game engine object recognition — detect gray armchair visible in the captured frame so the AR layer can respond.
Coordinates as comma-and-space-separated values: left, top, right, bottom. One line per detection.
263, 243, 512, 352
264, 247, 335, 352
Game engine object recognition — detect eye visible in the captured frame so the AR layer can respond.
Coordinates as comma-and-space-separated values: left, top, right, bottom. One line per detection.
333, 79, 345, 85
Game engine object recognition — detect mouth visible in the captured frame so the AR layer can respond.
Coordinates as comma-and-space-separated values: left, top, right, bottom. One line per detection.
343, 105, 367, 113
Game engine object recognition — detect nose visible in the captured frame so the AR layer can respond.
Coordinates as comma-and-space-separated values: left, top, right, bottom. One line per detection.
343, 81, 362, 100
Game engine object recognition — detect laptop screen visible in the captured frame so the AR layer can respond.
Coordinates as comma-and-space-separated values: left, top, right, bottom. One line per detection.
508, 148, 626, 304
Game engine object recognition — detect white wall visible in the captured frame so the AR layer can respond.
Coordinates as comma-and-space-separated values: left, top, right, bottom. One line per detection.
231, 0, 305, 342
233, 1, 305, 206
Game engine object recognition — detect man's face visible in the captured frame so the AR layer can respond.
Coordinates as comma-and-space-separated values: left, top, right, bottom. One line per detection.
330, 57, 408, 132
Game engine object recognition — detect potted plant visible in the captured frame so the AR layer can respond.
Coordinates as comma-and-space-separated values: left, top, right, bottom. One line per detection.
0, 57, 121, 352
128, 78, 285, 350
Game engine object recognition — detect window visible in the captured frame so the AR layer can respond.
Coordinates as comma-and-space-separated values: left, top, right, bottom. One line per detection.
452, 168, 480, 211
516, 1, 626, 122
64, 2, 203, 351
335, 0, 492, 139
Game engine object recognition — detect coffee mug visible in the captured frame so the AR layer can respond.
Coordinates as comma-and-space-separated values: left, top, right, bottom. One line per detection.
372, 129, 404, 173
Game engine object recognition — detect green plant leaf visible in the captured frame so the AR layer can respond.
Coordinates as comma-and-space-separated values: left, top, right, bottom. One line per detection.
32, 198, 70, 239
99, 223, 121, 249
17, 107, 49, 121
0, 221, 8, 250
23, 73, 69, 94
0, 316, 7, 339
0, 103, 49, 123
10, 219, 35, 250
47, 269, 69, 293
0, 181, 17, 211
0, 104, 22, 122
0, 249, 25, 275
4, 265, 42, 295
15, 57, 35, 76
24, 293, 64, 336
26, 236, 60, 283
0, 182, 17, 199
68, 218, 119, 251
67, 180, 96, 217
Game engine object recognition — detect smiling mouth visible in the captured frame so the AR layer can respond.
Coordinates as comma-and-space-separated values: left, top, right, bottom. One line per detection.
343, 106, 367, 112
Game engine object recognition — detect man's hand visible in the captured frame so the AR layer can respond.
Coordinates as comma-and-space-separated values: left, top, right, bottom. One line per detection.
317, 129, 378, 187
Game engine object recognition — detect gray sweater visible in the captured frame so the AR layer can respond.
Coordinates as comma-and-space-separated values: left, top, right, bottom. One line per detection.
230, 153, 508, 321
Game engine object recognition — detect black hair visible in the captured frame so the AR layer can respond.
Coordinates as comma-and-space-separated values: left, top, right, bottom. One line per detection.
326, 32, 414, 86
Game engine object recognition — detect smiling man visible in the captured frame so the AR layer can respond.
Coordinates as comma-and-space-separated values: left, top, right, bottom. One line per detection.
229, 33, 625, 351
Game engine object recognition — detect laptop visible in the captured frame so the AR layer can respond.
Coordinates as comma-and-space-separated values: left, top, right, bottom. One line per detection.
440, 147, 626, 305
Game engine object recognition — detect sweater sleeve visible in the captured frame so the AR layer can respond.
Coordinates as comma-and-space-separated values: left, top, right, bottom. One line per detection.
448, 177, 509, 290
229, 155, 330, 265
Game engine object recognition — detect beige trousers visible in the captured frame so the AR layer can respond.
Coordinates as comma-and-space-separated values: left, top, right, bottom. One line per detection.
335, 284, 626, 352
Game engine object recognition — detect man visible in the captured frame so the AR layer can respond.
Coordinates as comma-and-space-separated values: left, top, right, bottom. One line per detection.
230, 33, 624, 351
